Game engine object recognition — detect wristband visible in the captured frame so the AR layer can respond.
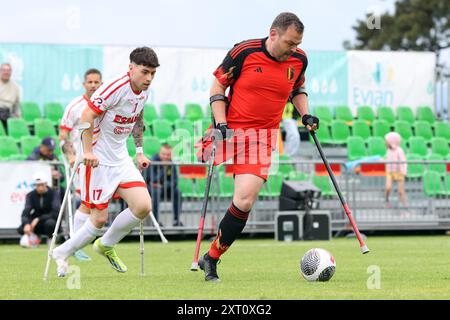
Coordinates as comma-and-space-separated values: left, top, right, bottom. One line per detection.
136, 147, 144, 154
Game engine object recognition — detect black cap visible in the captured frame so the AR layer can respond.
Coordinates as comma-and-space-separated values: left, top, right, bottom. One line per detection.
41, 137, 55, 150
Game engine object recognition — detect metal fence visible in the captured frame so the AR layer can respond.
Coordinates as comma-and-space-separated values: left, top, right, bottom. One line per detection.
111, 159, 450, 236
2, 158, 449, 240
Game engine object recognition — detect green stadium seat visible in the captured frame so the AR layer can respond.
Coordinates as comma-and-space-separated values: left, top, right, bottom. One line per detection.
184, 103, 204, 122
127, 137, 136, 158
312, 174, 335, 197
52, 137, 62, 158
396, 106, 415, 124
174, 119, 194, 137
44, 102, 64, 125
413, 121, 433, 143
0, 122, 6, 136
426, 153, 446, 176
335, 105, 354, 123
143, 136, 162, 158
423, 170, 445, 197
143, 104, 158, 125
372, 120, 391, 138
357, 105, 375, 124
0, 136, 22, 160
34, 119, 57, 139
7, 118, 30, 142
278, 154, 295, 178
193, 178, 207, 198
367, 136, 387, 157
430, 137, 449, 157
416, 106, 435, 124
178, 177, 197, 198
21, 102, 42, 125
352, 120, 371, 139
288, 171, 309, 181
434, 121, 450, 141
20, 136, 40, 157
160, 103, 180, 124
406, 153, 425, 178
444, 175, 450, 196
219, 172, 234, 197
313, 106, 333, 126
330, 120, 351, 144
310, 125, 333, 145
260, 173, 283, 197
377, 106, 395, 123
152, 119, 173, 143
347, 136, 367, 161
408, 136, 428, 158
394, 120, 413, 141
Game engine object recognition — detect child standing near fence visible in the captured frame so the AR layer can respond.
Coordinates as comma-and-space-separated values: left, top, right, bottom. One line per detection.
385, 132, 407, 206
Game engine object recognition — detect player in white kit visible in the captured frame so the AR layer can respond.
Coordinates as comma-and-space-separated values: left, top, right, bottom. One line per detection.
52, 47, 159, 276
59, 68, 102, 261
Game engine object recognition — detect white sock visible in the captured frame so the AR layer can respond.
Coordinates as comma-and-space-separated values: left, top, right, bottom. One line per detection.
53, 219, 102, 259
100, 208, 141, 247
73, 210, 89, 233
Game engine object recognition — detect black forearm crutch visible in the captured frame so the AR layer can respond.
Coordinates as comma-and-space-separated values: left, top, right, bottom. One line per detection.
309, 129, 369, 254
190, 127, 218, 271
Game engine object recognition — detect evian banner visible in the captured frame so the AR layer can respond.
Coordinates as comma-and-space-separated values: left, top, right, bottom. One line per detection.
347, 50, 435, 114
0, 162, 53, 229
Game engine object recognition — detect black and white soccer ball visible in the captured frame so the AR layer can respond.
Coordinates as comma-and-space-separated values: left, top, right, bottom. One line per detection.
300, 248, 336, 281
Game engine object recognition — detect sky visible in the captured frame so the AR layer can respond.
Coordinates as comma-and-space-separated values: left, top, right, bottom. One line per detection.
0, 0, 397, 51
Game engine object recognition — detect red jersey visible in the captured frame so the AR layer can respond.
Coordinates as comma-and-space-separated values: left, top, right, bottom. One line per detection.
214, 37, 308, 132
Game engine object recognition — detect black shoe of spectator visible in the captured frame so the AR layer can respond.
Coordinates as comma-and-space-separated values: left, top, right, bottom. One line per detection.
173, 221, 184, 227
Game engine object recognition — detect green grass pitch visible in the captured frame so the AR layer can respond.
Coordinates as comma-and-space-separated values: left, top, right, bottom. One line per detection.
1, 235, 449, 299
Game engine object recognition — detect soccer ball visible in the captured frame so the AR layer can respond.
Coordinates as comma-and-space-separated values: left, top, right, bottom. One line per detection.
300, 248, 336, 281
20, 233, 41, 248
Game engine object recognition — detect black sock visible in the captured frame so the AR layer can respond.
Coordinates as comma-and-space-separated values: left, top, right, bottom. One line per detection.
209, 202, 250, 259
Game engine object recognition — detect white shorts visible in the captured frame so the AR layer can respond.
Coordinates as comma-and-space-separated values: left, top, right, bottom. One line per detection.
80, 160, 146, 210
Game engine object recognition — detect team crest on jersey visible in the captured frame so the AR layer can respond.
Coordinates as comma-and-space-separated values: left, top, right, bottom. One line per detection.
287, 66, 295, 81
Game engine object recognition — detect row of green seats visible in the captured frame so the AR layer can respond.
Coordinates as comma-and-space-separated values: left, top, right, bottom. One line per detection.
144, 103, 211, 125
423, 172, 450, 197
347, 136, 450, 161
313, 105, 438, 126
313, 119, 450, 146
0, 136, 61, 160
20, 101, 212, 129
0, 118, 58, 141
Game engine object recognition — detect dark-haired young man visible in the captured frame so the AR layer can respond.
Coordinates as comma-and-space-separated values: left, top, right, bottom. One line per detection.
58, 68, 102, 261
52, 47, 160, 276
198, 12, 319, 282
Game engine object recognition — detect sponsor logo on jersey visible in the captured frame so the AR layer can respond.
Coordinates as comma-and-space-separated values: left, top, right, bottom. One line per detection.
113, 126, 133, 135
113, 114, 139, 124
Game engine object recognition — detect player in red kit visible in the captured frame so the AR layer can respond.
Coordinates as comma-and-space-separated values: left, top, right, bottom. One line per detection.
197, 12, 319, 282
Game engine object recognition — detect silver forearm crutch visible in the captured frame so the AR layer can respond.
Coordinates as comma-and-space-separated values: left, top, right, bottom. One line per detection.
43, 122, 91, 280
59, 143, 74, 237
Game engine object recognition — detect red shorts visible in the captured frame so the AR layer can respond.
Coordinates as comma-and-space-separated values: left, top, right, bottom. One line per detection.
196, 129, 275, 181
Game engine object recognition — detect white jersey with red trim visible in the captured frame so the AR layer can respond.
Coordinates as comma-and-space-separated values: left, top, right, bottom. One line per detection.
87, 73, 149, 166
60, 95, 88, 155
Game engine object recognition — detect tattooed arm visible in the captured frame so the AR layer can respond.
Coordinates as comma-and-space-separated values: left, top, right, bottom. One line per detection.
132, 111, 145, 148
132, 111, 150, 170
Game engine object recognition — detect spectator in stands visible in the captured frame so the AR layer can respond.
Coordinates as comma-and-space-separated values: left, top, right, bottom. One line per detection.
282, 101, 301, 157
385, 132, 407, 206
26, 136, 63, 187
17, 172, 60, 246
0, 63, 21, 133
145, 143, 183, 226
